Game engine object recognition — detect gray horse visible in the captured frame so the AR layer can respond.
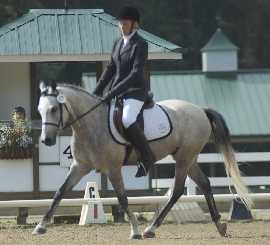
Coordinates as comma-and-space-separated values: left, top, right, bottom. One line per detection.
33, 81, 252, 239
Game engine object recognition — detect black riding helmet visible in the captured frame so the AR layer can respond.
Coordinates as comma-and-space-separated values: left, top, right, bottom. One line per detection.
117, 6, 140, 23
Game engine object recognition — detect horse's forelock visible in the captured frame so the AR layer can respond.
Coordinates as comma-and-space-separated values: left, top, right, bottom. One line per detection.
48, 80, 57, 91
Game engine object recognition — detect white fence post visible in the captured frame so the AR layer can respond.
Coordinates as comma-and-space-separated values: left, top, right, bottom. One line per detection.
186, 177, 196, 195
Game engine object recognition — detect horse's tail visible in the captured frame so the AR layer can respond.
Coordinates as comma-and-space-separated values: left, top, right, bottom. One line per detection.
204, 108, 253, 209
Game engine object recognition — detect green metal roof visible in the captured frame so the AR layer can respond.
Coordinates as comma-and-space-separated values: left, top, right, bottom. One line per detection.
82, 70, 270, 136
201, 28, 238, 52
0, 9, 182, 60
151, 70, 270, 136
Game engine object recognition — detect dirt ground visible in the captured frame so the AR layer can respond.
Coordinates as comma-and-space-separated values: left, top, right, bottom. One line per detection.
0, 221, 270, 245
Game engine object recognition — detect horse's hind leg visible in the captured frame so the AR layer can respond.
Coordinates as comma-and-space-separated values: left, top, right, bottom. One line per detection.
108, 167, 141, 240
32, 163, 88, 235
188, 163, 227, 237
142, 156, 192, 238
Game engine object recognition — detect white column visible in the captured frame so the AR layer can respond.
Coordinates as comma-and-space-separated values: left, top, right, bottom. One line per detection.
186, 177, 196, 195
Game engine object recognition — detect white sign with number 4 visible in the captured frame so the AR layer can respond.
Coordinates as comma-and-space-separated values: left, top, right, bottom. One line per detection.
59, 136, 73, 168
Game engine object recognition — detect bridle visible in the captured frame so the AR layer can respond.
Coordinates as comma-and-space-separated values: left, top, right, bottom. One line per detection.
41, 93, 68, 129
41, 91, 104, 130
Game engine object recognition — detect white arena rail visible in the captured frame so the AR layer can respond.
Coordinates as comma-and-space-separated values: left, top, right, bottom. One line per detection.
0, 152, 269, 210
0, 193, 269, 208
157, 152, 270, 164
153, 176, 270, 194
154, 152, 270, 195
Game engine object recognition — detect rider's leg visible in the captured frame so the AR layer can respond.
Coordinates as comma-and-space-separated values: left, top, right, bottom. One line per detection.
122, 98, 156, 177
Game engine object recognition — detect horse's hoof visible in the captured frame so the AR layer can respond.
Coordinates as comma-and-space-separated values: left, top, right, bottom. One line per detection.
129, 234, 142, 240
32, 224, 47, 235
216, 222, 227, 237
142, 231, 156, 239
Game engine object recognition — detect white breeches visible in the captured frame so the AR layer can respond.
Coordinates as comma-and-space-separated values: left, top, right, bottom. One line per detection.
122, 98, 144, 128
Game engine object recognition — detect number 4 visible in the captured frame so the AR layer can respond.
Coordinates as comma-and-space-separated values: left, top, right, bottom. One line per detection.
63, 145, 73, 159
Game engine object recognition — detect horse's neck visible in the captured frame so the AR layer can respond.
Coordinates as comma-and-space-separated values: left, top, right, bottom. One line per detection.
60, 87, 107, 135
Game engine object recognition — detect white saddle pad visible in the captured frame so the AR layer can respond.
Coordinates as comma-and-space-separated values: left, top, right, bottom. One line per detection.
109, 101, 172, 145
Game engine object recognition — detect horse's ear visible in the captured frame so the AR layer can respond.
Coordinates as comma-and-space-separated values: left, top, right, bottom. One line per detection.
39, 81, 47, 94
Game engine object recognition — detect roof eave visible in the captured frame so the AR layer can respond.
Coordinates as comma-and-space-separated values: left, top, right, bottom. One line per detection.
0, 52, 182, 62
201, 47, 239, 52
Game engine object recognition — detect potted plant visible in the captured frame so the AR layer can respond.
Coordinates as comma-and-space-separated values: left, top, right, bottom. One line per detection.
0, 119, 33, 159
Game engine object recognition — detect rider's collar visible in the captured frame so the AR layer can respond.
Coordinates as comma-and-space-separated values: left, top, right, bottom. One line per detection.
122, 30, 137, 45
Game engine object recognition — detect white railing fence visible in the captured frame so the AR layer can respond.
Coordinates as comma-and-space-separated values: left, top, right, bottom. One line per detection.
0, 152, 269, 209
153, 152, 270, 195
0, 193, 269, 208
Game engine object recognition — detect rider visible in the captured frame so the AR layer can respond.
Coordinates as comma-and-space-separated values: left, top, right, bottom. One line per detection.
93, 6, 156, 177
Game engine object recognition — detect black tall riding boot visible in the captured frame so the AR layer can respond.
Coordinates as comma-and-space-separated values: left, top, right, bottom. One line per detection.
125, 122, 156, 177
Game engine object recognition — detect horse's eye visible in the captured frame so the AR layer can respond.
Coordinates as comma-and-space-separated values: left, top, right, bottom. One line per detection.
51, 106, 58, 113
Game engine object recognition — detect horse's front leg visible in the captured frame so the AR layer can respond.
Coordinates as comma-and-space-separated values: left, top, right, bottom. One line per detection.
108, 167, 142, 240
32, 163, 88, 235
